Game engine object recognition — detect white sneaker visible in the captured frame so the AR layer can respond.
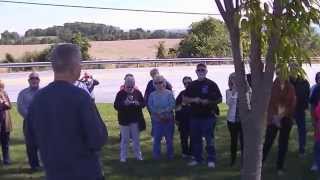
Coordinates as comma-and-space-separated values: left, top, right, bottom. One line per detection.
120, 158, 126, 163
277, 170, 284, 176
188, 160, 198, 166
311, 164, 318, 171
208, 162, 216, 168
182, 153, 189, 159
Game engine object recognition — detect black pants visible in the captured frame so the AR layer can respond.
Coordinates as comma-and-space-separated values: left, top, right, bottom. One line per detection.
294, 109, 306, 154
0, 120, 10, 163
227, 121, 243, 165
262, 118, 292, 170
178, 120, 191, 155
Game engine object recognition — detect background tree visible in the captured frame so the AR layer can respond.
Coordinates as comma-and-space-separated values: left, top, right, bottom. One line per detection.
167, 48, 177, 58
70, 32, 91, 60
214, 0, 320, 180
34, 46, 54, 62
57, 28, 73, 42
4, 53, 15, 63
156, 41, 167, 59
129, 28, 150, 40
150, 30, 168, 39
0, 31, 20, 45
299, 27, 320, 56
177, 17, 231, 57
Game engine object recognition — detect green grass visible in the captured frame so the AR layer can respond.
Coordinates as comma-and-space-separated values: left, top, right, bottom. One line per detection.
0, 104, 317, 180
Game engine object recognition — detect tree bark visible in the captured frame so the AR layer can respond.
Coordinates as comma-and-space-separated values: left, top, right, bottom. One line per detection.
214, 1, 282, 180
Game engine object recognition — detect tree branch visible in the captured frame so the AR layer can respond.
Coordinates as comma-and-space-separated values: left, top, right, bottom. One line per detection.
249, 28, 263, 90
215, 0, 226, 19
264, 0, 283, 84
224, 0, 234, 11
235, 0, 240, 9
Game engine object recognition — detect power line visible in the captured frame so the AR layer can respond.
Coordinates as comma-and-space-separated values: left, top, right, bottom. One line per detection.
0, 0, 221, 16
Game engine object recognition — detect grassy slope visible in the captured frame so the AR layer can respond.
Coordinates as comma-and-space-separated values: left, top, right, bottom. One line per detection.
0, 104, 317, 180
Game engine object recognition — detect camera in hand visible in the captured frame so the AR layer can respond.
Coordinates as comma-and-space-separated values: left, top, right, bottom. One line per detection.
126, 94, 135, 104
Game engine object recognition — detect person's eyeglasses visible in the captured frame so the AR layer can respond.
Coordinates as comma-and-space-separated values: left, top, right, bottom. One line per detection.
154, 81, 163, 85
184, 81, 191, 85
29, 77, 39, 80
196, 69, 206, 72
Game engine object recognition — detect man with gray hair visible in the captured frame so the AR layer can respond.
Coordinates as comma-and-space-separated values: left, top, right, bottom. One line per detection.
17, 72, 41, 171
25, 44, 108, 180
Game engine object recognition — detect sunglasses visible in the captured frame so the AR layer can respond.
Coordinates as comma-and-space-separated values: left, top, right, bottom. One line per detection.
154, 81, 163, 85
183, 81, 192, 85
196, 69, 206, 72
29, 77, 39, 80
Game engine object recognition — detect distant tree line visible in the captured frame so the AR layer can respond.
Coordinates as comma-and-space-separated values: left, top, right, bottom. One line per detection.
0, 22, 186, 45
2, 32, 91, 70
2, 18, 320, 65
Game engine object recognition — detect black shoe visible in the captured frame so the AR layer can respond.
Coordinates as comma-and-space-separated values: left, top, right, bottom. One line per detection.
230, 159, 236, 167
31, 166, 43, 172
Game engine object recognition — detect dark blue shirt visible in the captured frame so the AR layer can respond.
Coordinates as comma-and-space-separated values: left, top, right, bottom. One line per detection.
25, 81, 108, 180
185, 78, 222, 118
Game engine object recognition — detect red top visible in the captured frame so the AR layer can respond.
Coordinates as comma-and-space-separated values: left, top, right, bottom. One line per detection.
314, 103, 320, 141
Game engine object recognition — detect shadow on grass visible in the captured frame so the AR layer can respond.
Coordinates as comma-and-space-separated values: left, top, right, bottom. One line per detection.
10, 138, 25, 146
103, 158, 242, 180
0, 166, 44, 180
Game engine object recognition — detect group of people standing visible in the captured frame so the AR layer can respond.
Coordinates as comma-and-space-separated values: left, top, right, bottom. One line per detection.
114, 63, 222, 168
0, 43, 319, 179
113, 63, 320, 176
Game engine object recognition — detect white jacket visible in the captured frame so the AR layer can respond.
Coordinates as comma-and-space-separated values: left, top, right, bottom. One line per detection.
226, 89, 251, 123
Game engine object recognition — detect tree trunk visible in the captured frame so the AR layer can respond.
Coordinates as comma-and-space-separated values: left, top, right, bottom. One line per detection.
228, 20, 265, 180
214, 1, 280, 179
241, 86, 271, 180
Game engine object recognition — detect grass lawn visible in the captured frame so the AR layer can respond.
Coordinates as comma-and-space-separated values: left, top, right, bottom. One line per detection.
0, 103, 317, 180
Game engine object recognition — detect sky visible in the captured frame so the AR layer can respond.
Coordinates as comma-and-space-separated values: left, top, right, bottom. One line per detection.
0, 0, 222, 35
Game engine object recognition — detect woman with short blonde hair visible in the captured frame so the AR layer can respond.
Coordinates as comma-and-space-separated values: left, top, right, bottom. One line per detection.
0, 80, 12, 165
148, 75, 175, 160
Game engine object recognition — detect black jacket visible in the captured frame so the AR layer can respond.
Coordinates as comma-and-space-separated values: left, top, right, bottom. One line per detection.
114, 89, 146, 130
290, 77, 310, 111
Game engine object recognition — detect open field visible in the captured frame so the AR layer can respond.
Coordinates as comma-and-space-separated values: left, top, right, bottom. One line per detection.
0, 39, 181, 60
0, 103, 317, 180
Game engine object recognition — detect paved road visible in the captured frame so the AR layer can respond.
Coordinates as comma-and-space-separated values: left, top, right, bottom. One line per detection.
1, 64, 320, 103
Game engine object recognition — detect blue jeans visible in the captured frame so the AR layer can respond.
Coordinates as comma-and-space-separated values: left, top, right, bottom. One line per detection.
315, 141, 320, 172
295, 110, 306, 154
152, 120, 174, 159
190, 116, 216, 163
23, 120, 40, 169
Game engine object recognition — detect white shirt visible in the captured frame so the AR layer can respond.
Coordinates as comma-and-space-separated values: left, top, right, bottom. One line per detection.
226, 89, 252, 123
74, 81, 90, 95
